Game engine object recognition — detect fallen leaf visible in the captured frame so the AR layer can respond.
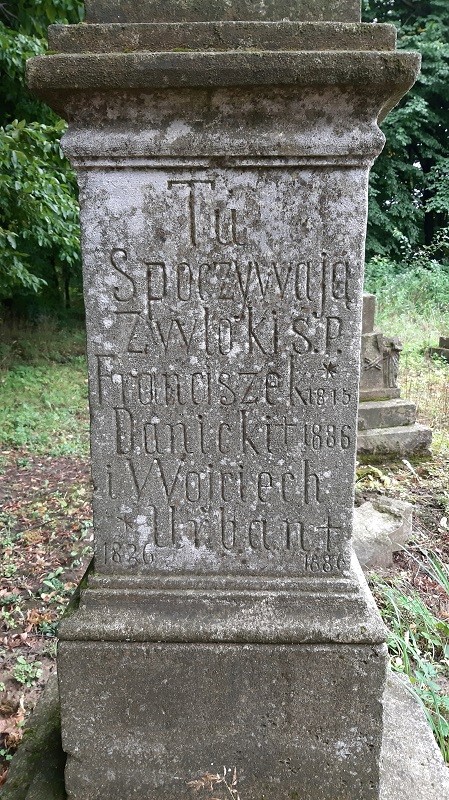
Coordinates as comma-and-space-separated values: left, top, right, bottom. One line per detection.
0, 695, 19, 716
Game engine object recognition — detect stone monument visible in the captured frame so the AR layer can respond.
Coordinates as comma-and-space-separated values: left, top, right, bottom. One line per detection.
358, 294, 432, 457
27, 3, 420, 799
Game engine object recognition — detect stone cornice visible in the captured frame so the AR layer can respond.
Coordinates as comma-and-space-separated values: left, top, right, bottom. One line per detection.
28, 49, 420, 115
59, 556, 387, 644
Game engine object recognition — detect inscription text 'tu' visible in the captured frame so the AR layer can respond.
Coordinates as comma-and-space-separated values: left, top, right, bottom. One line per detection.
168, 178, 247, 247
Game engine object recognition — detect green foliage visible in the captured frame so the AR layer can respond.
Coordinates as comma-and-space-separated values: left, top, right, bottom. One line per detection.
371, 554, 449, 762
0, 119, 81, 303
14, 0, 85, 37
0, 18, 46, 123
364, 231, 449, 316
363, 0, 449, 264
0, 1, 83, 312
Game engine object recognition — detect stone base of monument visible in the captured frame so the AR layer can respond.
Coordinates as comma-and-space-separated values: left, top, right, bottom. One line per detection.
357, 422, 432, 460
358, 399, 417, 430
60, 642, 386, 799
4, 671, 448, 800
49, 556, 388, 800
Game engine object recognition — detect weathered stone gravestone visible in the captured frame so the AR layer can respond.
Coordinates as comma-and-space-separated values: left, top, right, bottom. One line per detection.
429, 335, 449, 362
27, 3, 420, 799
358, 294, 432, 457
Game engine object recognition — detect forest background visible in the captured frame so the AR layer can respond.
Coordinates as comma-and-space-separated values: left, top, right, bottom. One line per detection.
1, 0, 449, 318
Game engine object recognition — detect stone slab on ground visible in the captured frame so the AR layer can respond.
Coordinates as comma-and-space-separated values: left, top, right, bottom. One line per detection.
381, 672, 449, 800
353, 497, 413, 570
3, 672, 448, 800
357, 423, 432, 458
428, 336, 449, 362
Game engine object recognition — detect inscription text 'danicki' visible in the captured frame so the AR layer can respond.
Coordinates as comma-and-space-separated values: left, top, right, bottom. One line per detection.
84, 169, 365, 575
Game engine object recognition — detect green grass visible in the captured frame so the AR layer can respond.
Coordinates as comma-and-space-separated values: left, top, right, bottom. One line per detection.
0, 318, 89, 456
0, 317, 86, 369
0, 360, 89, 456
365, 256, 449, 321
370, 554, 449, 763
365, 254, 449, 367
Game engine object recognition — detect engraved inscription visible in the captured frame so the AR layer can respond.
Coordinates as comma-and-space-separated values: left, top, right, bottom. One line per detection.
167, 179, 247, 247
106, 458, 325, 504
102, 510, 348, 561
110, 254, 354, 310
86, 168, 363, 576
95, 355, 352, 408
112, 410, 353, 457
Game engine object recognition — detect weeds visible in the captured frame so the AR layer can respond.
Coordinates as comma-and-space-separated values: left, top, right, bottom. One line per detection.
12, 657, 42, 688
365, 240, 449, 318
370, 552, 449, 762
0, 318, 86, 370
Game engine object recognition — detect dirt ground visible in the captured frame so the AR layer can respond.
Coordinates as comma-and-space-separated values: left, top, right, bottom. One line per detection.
0, 450, 92, 786
0, 446, 448, 787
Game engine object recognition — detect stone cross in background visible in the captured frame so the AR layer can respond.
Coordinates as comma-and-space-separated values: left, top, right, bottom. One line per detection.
27, 2, 420, 799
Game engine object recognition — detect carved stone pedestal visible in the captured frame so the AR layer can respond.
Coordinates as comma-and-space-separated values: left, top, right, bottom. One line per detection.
27, 3, 420, 798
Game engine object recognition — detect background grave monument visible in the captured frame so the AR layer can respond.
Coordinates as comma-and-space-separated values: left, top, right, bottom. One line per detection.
358, 293, 432, 457
27, 3, 420, 799
429, 335, 449, 362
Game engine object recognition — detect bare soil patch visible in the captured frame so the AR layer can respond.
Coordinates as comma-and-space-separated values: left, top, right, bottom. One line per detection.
0, 449, 92, 787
